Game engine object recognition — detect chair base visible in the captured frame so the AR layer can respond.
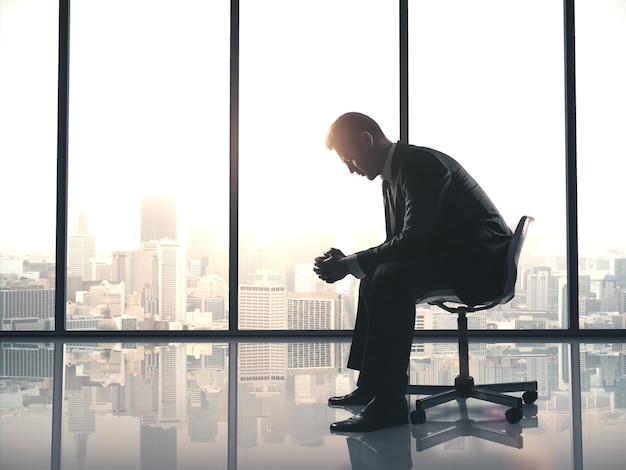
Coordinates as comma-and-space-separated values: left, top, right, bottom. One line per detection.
407, 376, 537, 424
411, 398, 539, 451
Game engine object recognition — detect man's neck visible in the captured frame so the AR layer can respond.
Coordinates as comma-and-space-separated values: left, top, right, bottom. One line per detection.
381, 141, 396, 180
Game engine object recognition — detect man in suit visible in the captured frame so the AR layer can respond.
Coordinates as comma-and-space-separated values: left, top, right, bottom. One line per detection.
314, 112, 512, 433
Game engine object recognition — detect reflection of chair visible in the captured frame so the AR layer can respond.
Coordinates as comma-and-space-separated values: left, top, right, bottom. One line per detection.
412, 400, 539, 451
407, 216, 538, 425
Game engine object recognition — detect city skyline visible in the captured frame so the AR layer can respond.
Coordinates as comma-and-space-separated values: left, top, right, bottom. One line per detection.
2, 227, 626, 332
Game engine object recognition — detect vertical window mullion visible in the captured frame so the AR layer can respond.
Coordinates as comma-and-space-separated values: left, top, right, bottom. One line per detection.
229, 0, 240, 333
564, 0, 579, 332
55, 0, 70, 334
400, 0, 409, 143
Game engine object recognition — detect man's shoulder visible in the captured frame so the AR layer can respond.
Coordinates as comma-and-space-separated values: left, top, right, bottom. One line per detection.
394, 143, 456, 174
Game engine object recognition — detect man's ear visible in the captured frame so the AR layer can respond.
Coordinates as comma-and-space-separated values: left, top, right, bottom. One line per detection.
359, 131, 374, 148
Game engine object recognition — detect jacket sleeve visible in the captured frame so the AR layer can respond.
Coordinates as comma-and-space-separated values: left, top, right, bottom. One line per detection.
355, 152, 451, 278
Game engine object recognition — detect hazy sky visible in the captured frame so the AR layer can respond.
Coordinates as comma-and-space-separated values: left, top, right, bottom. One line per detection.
1, 0, 624, 260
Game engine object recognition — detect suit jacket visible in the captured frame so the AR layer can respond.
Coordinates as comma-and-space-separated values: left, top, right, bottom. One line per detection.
355, 142, 513, 304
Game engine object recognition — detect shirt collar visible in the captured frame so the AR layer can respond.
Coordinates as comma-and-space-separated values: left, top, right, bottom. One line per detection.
381, 142, 397, 181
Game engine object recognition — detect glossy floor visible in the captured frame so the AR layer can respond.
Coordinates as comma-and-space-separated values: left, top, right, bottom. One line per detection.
1, 340, 625, 469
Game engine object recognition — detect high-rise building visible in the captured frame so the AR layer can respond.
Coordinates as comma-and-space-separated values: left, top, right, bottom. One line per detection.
615, 258, 626, 289
527, 267, 551, 310
157, 240, 186, 323
600, 274, 618, 312
287, 292, 342, 330
579, 274, 591, 296
112, 250, 159, 305
619, 290, 626, 314
0, 285, 55, 322
89, 257, 112, 281
239, 272, 286, 329
140, 193, 177, 245
68, 210, 96, 281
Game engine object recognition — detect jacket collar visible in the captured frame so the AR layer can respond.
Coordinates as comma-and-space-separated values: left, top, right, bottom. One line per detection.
381, 142, 397, 181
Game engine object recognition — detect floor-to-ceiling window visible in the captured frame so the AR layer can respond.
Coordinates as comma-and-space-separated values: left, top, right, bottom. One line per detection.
0, 0, 59, 332
238, 0, 398, 331
575, 0, 626, 330
65, 0, 230, 331
409, 0, 568, 330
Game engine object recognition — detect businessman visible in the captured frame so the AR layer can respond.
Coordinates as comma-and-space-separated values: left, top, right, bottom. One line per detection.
314, 112, 513, 433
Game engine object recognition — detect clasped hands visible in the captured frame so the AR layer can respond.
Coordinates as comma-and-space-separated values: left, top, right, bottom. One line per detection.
313, 247, 349, 283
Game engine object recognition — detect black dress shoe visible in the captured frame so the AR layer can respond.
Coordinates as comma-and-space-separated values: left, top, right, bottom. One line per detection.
328, 387, 376, 407
330, 396, 408, 433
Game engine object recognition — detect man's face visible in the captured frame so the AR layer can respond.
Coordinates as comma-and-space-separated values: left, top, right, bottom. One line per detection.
336, 133, 379, 180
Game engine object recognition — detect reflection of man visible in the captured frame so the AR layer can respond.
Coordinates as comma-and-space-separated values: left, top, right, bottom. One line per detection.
314, 112, 512, 433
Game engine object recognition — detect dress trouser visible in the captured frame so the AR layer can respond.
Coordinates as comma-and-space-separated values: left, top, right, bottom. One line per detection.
347, 259, 452, 399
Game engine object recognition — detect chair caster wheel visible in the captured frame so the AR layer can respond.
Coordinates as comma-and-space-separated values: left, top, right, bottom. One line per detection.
522, 391, 538, 404
505, 407, 523, 424
410, 410, 426, 425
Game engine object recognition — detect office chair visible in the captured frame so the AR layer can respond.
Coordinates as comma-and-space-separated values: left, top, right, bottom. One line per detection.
407, 216, 537, 425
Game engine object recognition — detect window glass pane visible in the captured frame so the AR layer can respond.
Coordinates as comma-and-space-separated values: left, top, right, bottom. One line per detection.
409, 0, 567, 329
67, 0, 230, 331
239, 0, 398, 330
576, 0, 626, 329
0, 0, 58, 331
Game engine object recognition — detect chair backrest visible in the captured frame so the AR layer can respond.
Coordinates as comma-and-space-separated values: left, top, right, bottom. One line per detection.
498, 215, 534, 305
419, 215, 533, 313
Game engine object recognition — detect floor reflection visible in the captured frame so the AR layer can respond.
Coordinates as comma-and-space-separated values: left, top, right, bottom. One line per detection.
1, 340, 626, 469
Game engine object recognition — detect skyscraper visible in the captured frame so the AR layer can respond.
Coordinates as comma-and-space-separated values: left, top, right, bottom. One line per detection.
615, 258, 626, 289
527, 267, 551, 310
112, 250, 159, 306
0, 285, 55, 323
287, 292, 342, 330
239, 272, 286, 329
157, 240, 186, 323
68, 209, 96, 281
140, 193, 177, 245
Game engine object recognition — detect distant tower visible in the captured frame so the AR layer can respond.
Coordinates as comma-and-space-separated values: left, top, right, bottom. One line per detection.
112, 250, 159, 306
600, 274, 618, 312
615, 258, 626, 289
287, 291, 343, 330
157, 240, 186, 323
239, 272, 286, 330
68, 209, 96, 281
527, 267, 550, 310
140, 193, 177, 244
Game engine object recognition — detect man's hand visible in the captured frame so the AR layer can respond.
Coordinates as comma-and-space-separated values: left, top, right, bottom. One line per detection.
313, 248, 349, 283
